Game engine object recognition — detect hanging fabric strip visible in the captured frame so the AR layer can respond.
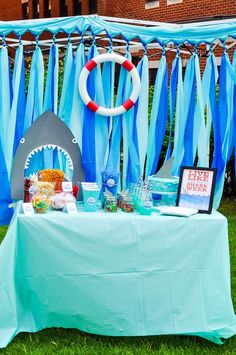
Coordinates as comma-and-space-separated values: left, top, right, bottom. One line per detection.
166, 54, 179, 161
82, 44, 97, 182
23, 44, 44, 175
181, 55, 196, 167
58, 41, 75, 124
226, 51, 236, 162
201, 50, 218, 161
193, 53, 208, 167
13, 42, 26, 156
0, 44, 13, 176
119, 49, 141, 188
102, 47, 114, 160
0, 137, 12, 225
171, 55, 184, 176
134, 54, 149, 175
43, 40, 59, 114
92, 45, 109, 183
24, 44, 44, 132
43, 41, 59, 169
212, 51, 235, 208
106, 60, 125, 174
57, 41, 75, 174
69, 42, 86, 152
146, 54, 168, 177
125, 55, 142, 188
233, 50, 236, 178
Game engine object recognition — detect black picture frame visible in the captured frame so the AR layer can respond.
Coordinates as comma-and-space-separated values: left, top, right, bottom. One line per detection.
176, 166, 217, 214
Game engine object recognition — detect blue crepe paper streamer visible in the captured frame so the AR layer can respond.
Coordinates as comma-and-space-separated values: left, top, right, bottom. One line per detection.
134, 54, 149, 176
181, 55, 196, 167
23, 45, 44, 176
43, 43, 59, 170
69, 43, 86, 152
82, 44, 97, 182
212, 52, 236, 208
13, 43, 26, 156
0, 45, 13, 176
166, 55, 179, 161
171, 55, 184, 175
0, 138, 13, 225
59, 42, 75, 125
93, 46, 109, 183
146, 54, 168, 177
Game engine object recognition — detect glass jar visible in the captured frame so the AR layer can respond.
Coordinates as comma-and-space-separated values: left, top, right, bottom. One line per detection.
32, 193, 50, 213
121, 196, 134, 213
50, 192, 75, 211
105, 196, 118, 213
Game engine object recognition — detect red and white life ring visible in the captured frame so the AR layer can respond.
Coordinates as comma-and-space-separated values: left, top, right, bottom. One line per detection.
78, 53, 141, 117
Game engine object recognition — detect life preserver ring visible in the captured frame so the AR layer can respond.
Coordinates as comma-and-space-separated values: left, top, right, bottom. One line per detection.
78, 53, 141, 117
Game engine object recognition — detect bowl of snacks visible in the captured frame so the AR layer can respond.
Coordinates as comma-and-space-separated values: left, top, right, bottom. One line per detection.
38, 169, 65, 191
50, 192, 76, 211
32, 194, 50, 213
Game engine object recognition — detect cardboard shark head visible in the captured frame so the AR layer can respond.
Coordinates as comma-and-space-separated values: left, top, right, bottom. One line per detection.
11, 111, 84, 200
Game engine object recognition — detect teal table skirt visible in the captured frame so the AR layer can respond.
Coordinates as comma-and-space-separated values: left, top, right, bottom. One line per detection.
0, 202, 236, 347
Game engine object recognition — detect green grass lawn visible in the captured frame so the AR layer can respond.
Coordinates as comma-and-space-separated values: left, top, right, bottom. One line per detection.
0, 201, 235, 354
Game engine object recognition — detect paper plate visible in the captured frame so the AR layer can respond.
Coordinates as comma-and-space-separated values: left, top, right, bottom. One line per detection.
157, 206, 198, 217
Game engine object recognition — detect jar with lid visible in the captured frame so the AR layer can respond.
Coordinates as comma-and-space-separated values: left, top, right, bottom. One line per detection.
121, 196, 134, 213
32, 193, 50, 213
105, 196, 117, 213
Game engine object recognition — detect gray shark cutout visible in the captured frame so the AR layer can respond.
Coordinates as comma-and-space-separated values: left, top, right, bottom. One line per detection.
11, 111, 84, 200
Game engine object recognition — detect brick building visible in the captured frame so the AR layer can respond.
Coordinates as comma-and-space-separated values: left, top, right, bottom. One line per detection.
1, 0, 235, 23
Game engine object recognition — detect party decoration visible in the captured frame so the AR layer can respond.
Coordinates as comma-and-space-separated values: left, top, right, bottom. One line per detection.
176, 167, 216, 213
148, 158, 179, 206
101, 170, 119, 196
11, 111, 84, 200
79, 53, 141, 116
0, 16, 235, 223
81, 182, 100, 212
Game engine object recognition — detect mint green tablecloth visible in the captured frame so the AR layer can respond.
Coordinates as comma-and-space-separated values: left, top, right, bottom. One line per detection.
0, 202, 236, 347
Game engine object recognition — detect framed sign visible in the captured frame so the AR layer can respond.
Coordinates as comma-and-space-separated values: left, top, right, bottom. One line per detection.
176, 167, 216, 214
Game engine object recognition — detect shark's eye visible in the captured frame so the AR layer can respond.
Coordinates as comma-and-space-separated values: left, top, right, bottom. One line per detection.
20, 138, 25, 143
72, 138, 77, 143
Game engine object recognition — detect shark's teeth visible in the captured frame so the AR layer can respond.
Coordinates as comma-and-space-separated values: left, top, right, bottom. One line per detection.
24, 161, 29, 169
24, 145, 74, 171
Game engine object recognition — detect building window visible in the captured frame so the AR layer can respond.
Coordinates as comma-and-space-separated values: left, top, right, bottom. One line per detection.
32, 0, 39, 19
145, 0, 159, 9
22, 1, 29, 19
89, 0, 97, 14
60, 0, 68, 17
73, 0, 82, 15
167, 0, 183, 5
44, 0, 51, 17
